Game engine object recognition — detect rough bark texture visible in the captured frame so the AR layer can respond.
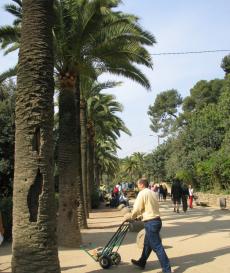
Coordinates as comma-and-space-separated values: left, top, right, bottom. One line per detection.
58, 76, 81, 247
12, 1, 60, 272
94, 159, 100, 187
86, 137, 92, 211
75, 78, 87, 228
80, 99, 89, 218
87, 122, 95, 209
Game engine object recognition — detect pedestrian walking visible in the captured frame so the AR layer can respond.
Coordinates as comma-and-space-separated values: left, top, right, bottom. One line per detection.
171, 178, 182, 213
159, 184, 164, 201
0, 211, 4, 246
162, 184, 168, 201
188, 184, 194, 209
181, 183, 189, 212
123, 178, 172, 273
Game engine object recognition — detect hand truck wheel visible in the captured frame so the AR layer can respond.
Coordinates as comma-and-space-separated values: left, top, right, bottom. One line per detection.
99, 255, 112, 269
110, 252, 121, 265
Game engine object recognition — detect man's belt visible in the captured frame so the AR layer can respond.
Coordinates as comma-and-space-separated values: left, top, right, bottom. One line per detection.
144, 216, 161, 222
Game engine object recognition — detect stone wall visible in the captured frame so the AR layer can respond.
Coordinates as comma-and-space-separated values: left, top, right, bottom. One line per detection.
196, 192, 230, 208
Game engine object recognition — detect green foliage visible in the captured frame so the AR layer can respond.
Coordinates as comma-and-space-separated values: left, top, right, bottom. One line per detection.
148, 89, 182, 136
146, 61, 230, 193
175, 170, 193, 183
0, 197, 12, 240
0, 80, 15, 197
182, 79, 224, 112
91, 188, 100, 209
221, 54, 230, 75
196, 148, 230, 192
145, 144, 169, 182
120, 152, 145, 181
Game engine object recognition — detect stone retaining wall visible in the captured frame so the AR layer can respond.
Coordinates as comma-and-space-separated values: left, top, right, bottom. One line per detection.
196, 192, 230, 208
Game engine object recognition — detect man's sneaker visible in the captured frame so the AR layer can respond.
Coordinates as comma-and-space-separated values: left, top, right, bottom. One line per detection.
131, 259, 145, 269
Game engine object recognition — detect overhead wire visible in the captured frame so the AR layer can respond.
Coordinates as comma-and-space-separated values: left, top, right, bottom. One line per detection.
150, 49, 230, 56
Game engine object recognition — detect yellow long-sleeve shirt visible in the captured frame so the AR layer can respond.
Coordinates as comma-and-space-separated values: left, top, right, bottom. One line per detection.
131, 188, 160, 221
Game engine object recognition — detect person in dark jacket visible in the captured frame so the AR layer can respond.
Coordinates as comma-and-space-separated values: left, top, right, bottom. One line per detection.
162, 184, 168, 201
181, 183, 189, 212
171, 178, 182, 213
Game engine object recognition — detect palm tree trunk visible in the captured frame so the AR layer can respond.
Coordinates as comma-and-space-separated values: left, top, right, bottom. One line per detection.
94, 156, 100, 187
12, 1, 60, 272
100, 171, 103, 185
58, 79, 82, 247
86, 136, 92, 211
75, 76, 87, 228
87, 124, 95, 207
80, 98, 89, 218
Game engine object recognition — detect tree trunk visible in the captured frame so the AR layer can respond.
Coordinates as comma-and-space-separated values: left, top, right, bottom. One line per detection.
80, 98, 89, 218
58, 76, 82, 247
12, 1, 60, 272
75, 77, 87, 228
86, 137, 92, 211
87, 123, 95, 208
94, 156, 100, 187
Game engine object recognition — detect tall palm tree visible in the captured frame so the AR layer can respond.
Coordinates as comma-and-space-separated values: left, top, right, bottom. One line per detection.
132, 152, 146, 178
80, 77, 122, 211
54, 0, 155, 236
87, 91, 131, 195
95, 139, 120, 185
0, 0, 85, 244
55, 0, 154, 234
0, 0, 155, 247
12, 0, 60, 272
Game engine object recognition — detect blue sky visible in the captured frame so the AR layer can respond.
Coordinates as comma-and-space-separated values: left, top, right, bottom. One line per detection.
1, 0, 230, 157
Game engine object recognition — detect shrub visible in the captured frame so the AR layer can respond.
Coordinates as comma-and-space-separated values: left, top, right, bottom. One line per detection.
0, 197, 12, 241
91, 188, 100, 209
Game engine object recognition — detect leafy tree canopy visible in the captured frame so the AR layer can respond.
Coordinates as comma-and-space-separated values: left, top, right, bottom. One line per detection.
0, 80, 15, 197
148, 89, 182, 136
182, 79, 224, 112
221, 54, 230, 75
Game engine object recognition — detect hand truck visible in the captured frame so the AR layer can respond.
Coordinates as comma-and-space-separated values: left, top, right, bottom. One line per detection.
81, 221, 130, 269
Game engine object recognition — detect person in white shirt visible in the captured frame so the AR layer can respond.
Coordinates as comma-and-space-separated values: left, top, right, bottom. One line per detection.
124, 178, 171, 273
116, 182, 122, 193
188, 184, 194, 209
0, 211, 4, 245
119, 192, 129, 206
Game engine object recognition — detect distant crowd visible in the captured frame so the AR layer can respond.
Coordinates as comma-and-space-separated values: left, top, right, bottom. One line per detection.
101, 178, 195, 213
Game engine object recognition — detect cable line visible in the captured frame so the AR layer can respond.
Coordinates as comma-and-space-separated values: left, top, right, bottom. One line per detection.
150, 49, 230, 56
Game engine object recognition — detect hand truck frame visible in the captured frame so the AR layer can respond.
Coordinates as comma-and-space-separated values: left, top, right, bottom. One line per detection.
81, 220, 130, 269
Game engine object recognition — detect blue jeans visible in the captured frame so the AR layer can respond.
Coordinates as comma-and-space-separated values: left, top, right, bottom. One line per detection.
139, 218, 171, 273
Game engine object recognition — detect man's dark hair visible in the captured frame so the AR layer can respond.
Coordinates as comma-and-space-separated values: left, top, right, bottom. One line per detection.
138, 178, 149, 188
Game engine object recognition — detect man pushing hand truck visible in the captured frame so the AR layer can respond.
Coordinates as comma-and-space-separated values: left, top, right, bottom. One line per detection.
123, 178, 172, 273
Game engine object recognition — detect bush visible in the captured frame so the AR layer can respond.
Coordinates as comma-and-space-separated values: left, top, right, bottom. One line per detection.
0, 197, 12, 241
91, 189, 100, 209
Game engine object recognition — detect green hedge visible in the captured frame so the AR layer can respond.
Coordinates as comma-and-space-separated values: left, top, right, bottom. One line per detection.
0, 197, 12, 241
91, 189, 100, 209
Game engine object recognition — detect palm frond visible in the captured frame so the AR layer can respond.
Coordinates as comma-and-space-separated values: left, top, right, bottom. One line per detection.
0, 65, 17, 83
101, 62, 151, 90
3, 42, 19, 55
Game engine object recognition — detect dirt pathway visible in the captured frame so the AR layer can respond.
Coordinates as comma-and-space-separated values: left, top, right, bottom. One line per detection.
0, 201, 230, 273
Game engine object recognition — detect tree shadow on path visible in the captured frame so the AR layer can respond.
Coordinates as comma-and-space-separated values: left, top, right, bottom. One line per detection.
85, 247, 230, 273
61, 264, 86, 271
170, 246, 230, 273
